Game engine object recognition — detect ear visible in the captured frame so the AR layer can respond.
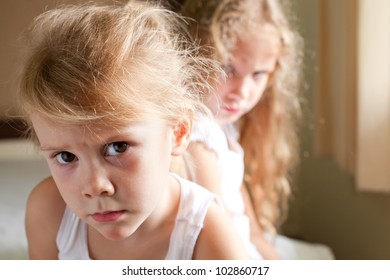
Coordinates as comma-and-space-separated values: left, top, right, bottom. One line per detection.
171, 116, 192, 156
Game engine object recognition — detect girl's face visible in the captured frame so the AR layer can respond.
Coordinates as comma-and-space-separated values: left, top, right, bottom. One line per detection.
31, 114, 181, 241
206, 29, 280, 124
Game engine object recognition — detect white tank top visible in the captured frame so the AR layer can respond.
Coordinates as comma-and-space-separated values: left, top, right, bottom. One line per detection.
190, 114, 262, 259
56, 175, 217, 259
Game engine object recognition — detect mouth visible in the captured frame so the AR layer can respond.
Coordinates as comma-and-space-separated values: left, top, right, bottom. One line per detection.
223, 105, 240, 114
91, 210, 126, 223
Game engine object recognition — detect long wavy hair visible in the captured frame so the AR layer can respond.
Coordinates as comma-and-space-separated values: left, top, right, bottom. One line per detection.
181, 0, 304, 233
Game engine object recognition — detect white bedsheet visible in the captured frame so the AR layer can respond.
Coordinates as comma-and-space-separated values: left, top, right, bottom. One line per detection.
273, 235, 334, 260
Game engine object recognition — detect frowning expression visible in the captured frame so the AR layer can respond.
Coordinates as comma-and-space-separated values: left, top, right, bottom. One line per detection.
207, 29, 280, 124
31, 114, 177, 241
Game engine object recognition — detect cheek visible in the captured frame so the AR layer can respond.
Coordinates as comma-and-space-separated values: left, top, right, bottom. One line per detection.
215, 80, 231, 98
50, 172, 79, 208
206, 87, 226, 113
251, 78, 269, 102
118, 148, 170, 185
117, 163, 166, 212
47, 165, 76, 191
45, 161, 83, 202
110, 155, 139, 171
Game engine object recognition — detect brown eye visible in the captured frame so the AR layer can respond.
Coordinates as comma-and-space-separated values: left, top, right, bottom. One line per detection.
56, 152, 77, 165
105, 142, 128, 156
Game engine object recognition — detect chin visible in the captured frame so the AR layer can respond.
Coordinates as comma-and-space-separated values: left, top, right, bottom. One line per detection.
222, 115, 240, 124
99, 225, 138, 241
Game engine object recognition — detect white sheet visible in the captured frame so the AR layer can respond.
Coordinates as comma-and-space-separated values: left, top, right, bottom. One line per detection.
273, 235, 334, 260
0, 139, 50, 259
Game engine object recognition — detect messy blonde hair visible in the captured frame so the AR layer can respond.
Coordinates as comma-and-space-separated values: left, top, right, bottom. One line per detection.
181, 0, 303, 233
18, 0, 213, 141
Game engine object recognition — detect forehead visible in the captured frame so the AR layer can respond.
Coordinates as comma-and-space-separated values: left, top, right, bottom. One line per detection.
29, 113, 168, 146
229, 29, 281, 66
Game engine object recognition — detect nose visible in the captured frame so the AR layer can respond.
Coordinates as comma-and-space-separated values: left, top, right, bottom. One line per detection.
230, 76, 251, 100
81, 164, 115, 198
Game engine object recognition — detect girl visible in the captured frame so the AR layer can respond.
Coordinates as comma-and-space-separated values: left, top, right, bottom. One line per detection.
180, 0, 303, 259
18, 0, 249, 260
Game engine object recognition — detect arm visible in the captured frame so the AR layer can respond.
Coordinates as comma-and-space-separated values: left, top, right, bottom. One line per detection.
193, 201, 250, 260
25, 176, 65, 259
241, 185, 280, 259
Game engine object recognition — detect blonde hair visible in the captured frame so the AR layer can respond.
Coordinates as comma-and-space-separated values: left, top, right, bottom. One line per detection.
18, 0, 213, 141
182, 0, 303, 233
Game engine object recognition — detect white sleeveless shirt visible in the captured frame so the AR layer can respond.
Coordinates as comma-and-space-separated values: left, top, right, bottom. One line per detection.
56, 175, 217, 260
190, 114, 262, 259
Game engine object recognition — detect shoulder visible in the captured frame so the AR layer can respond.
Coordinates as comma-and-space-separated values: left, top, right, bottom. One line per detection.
27, 176, 65, 218
174, 175, 214, 210
26, 176, 65, 259
193, 201, 250, 260
186, 141, 222, 195
190, 114, 226, 153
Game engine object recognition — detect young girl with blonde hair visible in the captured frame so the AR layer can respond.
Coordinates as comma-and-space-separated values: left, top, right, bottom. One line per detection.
180, 0, 304, 259
18, 0, 249, 260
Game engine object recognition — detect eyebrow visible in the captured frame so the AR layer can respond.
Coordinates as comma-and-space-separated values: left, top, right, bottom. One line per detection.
40, 145, 72, 152
38, 133, 133, 152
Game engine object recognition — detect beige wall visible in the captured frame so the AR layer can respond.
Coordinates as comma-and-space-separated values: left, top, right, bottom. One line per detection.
282, 0, 390, 259
0, 0, 127, 118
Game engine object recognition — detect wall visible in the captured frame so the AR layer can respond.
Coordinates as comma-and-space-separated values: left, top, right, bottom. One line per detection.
0, 0, 127, 119
282, 0, 390, 259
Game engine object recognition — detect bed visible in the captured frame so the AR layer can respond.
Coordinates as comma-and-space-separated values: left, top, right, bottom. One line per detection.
0, 139, 334, 260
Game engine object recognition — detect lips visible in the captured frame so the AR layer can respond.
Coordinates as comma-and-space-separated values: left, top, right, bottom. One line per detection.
223, 105, 240, 114
92, 210, 125, 222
